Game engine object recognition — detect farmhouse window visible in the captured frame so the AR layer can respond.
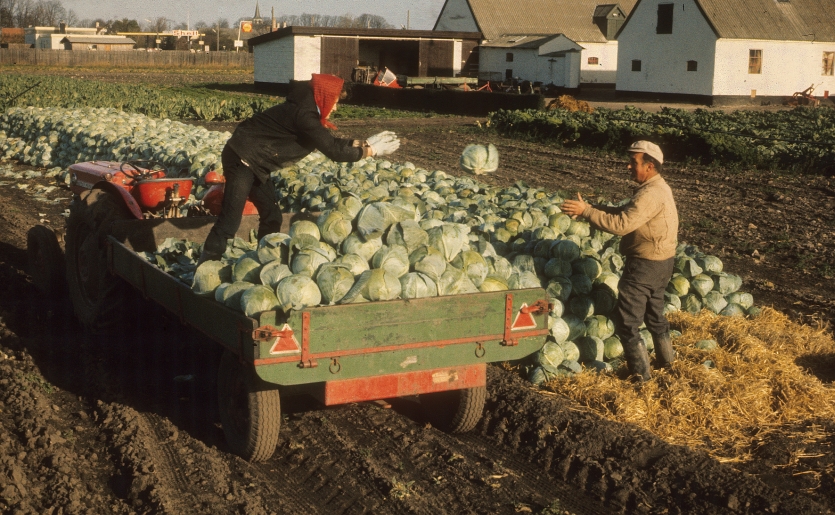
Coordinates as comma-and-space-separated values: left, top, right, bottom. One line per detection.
632, 60, 642, 72
657, 4, 674, 34
506, 69, 513, 80
687, 60, 698, 71
506, 52, 513, 62
748, 49, 762, 74
588, 57, 599, 65
823, 52, 834, 76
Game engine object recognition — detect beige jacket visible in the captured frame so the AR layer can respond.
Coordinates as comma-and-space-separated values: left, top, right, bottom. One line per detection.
582, 174, 678, 260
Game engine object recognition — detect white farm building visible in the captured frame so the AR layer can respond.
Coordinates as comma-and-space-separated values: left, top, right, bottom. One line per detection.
615, 0, 835, 105
248, 26, 480, 87
433, 0, 637, 88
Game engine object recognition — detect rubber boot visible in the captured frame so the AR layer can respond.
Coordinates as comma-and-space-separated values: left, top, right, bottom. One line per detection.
652, 331, 676, 369
197, 230, 226, 266
622, 341, 652, 382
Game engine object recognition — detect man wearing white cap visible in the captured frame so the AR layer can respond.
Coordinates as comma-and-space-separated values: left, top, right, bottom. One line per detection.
561, 141, 679, 382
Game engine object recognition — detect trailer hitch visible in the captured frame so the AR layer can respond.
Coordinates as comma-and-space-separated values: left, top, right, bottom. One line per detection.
501, 295, 552, 347
520, 299, 552, 315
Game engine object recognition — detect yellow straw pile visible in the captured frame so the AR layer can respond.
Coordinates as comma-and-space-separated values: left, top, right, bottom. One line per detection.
545, 308, 835, 464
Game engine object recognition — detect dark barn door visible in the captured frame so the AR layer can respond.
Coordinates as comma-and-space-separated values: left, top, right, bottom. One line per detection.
419, 40, 454, 77
321, 37, 359, 81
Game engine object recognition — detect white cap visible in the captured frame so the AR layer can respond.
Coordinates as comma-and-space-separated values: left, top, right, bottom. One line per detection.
627, 140, 664, 164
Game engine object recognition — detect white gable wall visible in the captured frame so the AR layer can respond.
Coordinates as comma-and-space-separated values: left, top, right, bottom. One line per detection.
616, 0, 717, 95
579, 41, 618, 83
434, 0, 480, 32
713, 39, 835, 97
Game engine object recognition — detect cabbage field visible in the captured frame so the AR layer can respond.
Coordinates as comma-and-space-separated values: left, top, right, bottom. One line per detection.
488, 105, 835, 170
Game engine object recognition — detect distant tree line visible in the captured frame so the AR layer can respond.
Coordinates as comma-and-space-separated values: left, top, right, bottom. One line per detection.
275, 13, 393, 29
0, 0, 77, 28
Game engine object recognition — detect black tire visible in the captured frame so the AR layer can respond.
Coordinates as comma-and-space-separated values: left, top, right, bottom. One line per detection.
217, 350, 281, 462
27, 224, 66, 295
65, 189, 132, 333
421, 386, 486, 433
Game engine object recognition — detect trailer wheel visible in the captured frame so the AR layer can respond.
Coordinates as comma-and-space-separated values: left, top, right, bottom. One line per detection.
27, 224, 66, 296
217, 350, 280, 462
65, 189, 132, 333
421, 386, 486, 433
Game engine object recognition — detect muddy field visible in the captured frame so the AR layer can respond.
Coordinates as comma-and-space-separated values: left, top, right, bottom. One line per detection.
1, 78, 834, 514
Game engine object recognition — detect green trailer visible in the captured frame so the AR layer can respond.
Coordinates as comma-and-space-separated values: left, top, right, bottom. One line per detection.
104, 214, 550, 461
20, 161, 551, 462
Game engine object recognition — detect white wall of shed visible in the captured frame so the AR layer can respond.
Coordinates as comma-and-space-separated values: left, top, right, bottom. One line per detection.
615, 0, 717, 95
579, 41, 619, 84
713, 39, 835, 97
480, 47, 580, 87
434, 0, 480, 33
253, 37, 295, 83
293, 36, 322, 81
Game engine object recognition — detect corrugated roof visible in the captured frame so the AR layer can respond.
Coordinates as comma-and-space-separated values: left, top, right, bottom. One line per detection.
464, 0, 637, 41
60, 36, 136, 45
696, 0, 835, 41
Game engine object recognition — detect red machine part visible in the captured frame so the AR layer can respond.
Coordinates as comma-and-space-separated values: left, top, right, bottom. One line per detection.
202, 171, 258, 216
68, 161, 193, 218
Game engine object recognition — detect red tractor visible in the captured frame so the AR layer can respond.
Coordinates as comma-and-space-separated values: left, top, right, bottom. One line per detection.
27, 160, 253, 330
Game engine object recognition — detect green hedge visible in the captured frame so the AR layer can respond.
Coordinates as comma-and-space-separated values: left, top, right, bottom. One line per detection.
488, 106, 835, 171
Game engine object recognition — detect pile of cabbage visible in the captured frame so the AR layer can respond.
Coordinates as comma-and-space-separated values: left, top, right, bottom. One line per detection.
150, 153, 758, 385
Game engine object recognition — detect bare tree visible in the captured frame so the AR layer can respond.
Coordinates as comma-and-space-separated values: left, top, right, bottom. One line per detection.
64, 8, 77, 26
34, 0, 65, 26
0, 0, 19, 27
356, 14, 392, 29
145, 16, 169, 33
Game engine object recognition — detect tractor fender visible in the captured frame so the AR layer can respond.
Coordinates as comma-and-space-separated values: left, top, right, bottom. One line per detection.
92, 182, 143, 220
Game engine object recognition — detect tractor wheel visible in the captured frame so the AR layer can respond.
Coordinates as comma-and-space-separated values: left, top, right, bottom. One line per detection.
27, 224, 66, 296
421, 386, 486, 433
65, 189, 132, 333
217, 350, 280, 462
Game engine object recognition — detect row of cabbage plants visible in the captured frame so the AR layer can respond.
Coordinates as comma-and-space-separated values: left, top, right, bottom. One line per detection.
0, 73, 275, 121
0, 105, 759, 383
487, 106, 835, 171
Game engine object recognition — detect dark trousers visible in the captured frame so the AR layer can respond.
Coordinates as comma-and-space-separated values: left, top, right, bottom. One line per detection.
614, 257, 674, 353
203, 145, 284, 256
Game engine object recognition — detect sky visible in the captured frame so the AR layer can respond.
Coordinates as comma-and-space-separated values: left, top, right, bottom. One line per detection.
62, 0, 447, 30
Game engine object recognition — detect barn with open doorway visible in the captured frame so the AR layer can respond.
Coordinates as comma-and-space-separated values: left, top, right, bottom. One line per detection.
248, 26, 480, 87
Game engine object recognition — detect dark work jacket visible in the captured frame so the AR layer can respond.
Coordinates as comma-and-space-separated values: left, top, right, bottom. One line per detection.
225, 80, 363, 181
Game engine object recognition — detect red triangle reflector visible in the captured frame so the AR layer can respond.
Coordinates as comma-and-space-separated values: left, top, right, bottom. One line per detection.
269, 324, 301, 355
511, 303, 538, 331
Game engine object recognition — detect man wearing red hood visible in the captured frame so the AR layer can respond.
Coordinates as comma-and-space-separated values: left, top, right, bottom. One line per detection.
200, 73, 400, 262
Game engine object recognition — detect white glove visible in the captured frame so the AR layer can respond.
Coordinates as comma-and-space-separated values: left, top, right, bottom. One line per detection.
366, 131, 400, 156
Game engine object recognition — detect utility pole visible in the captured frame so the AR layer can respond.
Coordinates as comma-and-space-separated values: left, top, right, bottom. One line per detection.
216, 21, 220, 52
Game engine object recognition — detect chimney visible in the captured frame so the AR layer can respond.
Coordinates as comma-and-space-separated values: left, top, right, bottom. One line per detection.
59, 21, 66, 34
